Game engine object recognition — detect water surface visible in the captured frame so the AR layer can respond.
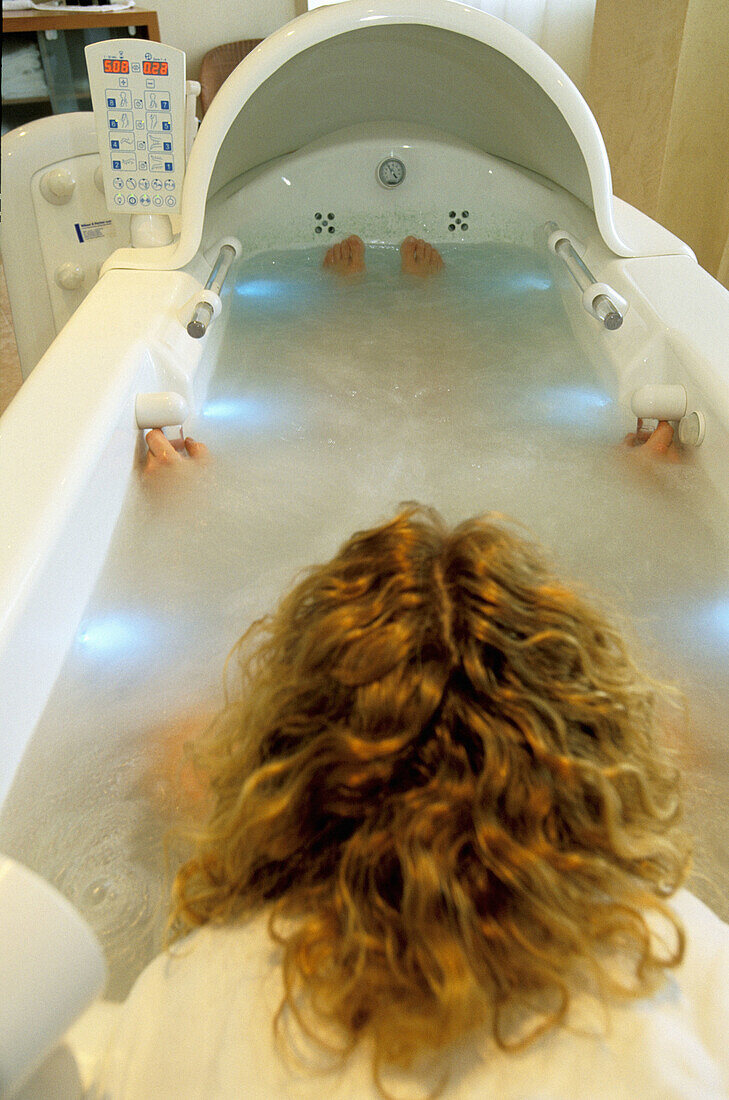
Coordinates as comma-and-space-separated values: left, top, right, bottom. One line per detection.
1, 242, 727, 998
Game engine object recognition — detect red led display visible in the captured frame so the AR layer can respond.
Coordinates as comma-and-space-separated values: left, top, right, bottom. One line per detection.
103, 59, 130, 74
142, 61, 169, 75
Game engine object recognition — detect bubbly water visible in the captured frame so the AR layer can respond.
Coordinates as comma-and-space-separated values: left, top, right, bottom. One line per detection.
1, 242, 727, 999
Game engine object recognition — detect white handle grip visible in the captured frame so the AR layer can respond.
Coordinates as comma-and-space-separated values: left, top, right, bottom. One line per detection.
630, 384, 687, 421
135, 391, 190, 429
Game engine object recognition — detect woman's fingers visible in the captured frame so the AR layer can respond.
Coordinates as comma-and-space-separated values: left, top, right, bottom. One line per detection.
145, 429, 182, 471
145, 430, 209, 471
642, 420, 675, 454
184, 437, 209, 460
621, 420, 680, 462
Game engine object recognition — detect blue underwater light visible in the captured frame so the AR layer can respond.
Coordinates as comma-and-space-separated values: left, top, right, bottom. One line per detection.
76, 613, 150, 659
234, 278, 283, 299
201, 395, 278, 425
232, 270, 321, 315
663, 597, 729, 661
536, 385, 612, 427
233, 275, 313, 306
508, 271, 552, 292
698, 598, 729, 647
477, 267, 553, 295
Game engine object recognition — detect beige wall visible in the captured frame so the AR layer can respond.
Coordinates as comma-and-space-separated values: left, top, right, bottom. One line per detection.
154, 0, 296, 78
587, 0, 729, 286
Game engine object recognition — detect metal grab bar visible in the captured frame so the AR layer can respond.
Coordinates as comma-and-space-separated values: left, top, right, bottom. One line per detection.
547, 225, 624, 330
187, 242, 238, 338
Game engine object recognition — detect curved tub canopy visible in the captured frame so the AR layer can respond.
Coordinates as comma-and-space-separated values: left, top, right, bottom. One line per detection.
105, 0, 685, 272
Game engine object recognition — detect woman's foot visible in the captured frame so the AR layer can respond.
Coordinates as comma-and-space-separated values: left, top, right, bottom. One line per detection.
323, 234, 366, 275
400, 236, 444, 277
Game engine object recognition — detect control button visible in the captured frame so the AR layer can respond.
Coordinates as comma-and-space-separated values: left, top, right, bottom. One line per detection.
113, 194, 124, 205
152, 195, 163, 207
139, 195, 151, 207
119, 77, 128, 87
138, 177, 149, 190
112, 176, 124, 189
128, 195, 137, 206
55, 262, 84, 291
164, 179, 175, 190
111, 152, 136, 171
125, 177, 137, 189
106, 89, 130, 109
134, 98, 143, 109
107, 110, 132, 130
39, 168, 76, 205
151, 178, 162, 190
165, 196, 175, 207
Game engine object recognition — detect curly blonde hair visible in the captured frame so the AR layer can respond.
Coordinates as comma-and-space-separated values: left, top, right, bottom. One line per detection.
172, 505, 690, 1088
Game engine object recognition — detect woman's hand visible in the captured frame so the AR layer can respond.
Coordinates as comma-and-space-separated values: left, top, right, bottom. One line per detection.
622, 419, 681, 462
144, 428, 209, 473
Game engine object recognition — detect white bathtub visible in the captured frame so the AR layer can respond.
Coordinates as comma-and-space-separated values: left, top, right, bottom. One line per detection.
1, 0, 728, 1092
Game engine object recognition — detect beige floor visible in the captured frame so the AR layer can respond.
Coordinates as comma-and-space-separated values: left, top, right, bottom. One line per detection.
0, 260, 23, 417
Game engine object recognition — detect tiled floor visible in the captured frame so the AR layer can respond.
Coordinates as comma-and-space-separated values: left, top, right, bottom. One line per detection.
0, 260, 23, 417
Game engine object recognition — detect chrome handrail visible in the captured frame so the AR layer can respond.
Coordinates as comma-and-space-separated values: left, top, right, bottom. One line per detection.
547, 225, 624, 330
187, 243, 237, 338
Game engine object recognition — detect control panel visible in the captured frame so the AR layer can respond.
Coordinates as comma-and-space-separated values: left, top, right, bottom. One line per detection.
85, 39, 186, 215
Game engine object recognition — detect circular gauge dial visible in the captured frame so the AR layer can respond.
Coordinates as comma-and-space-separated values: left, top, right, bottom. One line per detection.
377, 157, 406, 188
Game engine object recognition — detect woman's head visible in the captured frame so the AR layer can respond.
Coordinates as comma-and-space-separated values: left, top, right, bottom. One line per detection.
173, 505, 689, 1078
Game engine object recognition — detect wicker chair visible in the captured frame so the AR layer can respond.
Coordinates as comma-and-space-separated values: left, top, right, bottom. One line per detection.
198, 39, 264, 116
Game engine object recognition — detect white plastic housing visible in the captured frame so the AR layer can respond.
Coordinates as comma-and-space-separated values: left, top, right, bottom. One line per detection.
631, 384, 688, 421
0, 113, 131, 377
100, 0, 695, 275
0, 857, 106, 1098
135, 390, 190, 429
678, 410, 706, 447
582, 280, 628, 322
84, 39, 187, 217
130, 213, 174, 249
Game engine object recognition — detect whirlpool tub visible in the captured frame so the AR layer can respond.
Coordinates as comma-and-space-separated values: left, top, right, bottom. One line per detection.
1, 1, 728, 1093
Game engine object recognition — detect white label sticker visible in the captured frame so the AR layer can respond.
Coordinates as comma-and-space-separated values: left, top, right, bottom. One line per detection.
74, 220, 114, 243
